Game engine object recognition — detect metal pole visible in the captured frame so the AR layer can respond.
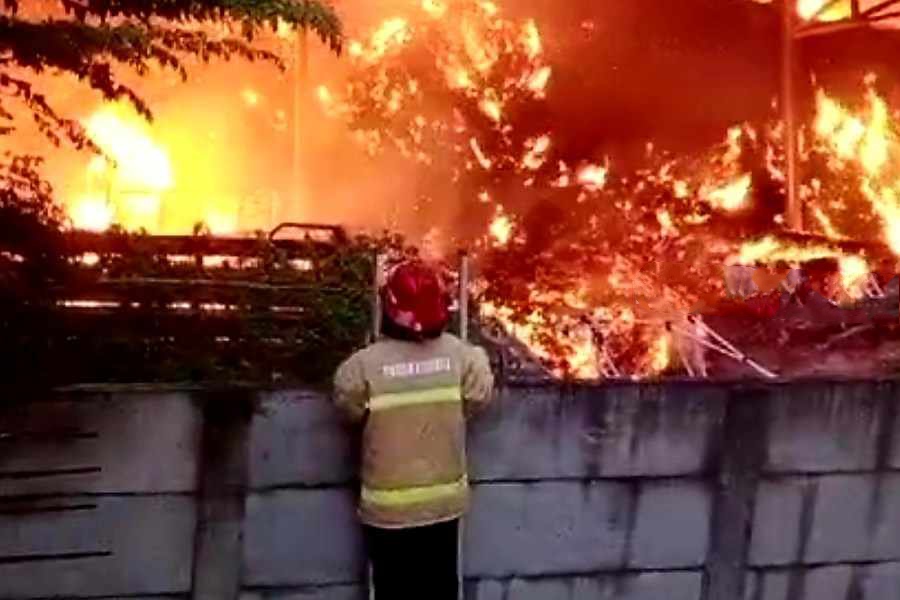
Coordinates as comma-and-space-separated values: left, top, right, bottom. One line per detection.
783, 0, 803, 231
371, 253, 386, 343
292, 28, 309, 211
459, 251, 470, 342
457, 250, 471, 600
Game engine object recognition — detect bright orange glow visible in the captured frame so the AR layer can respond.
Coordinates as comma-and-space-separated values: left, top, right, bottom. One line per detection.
489, 207, 513, 246
705, 174, 752, 212
520, 19, 542, 59
838, 255, 871, 301
737, 236, 842, 265
527, 66, 552, 96
70, 194, 114, 231
367, 18, 413, 62
73, 102, 173, 231
64, 100, 242, 234
577, 164, 607, 191
797, 0, 849, 21
422, 0, 448, 18
241, 88, 261, 107
479, 95, 503, 122
812, 84, 900, 254
521, 135, 551, 170
85, 103, 173, 191
480, 301, 601, 379
649, 334, 671, 375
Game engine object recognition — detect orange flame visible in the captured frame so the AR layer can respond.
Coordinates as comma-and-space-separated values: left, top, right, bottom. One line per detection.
489, 206, 514, 246
65, 101, 242, 234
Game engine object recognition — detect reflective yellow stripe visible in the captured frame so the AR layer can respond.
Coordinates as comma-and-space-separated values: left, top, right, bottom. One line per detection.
369, 385, 461, 411
361, 476, 468, 507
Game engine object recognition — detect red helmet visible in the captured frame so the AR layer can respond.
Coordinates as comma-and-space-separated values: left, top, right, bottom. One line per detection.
381, 261, 451, 336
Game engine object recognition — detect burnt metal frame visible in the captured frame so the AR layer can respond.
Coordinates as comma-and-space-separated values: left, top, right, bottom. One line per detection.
783, 0, 900, 232
796, 0, 900, 38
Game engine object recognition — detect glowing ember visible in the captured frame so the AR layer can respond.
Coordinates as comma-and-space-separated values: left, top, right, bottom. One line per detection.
521, 135, 551, 170
838, 255, 872, 301
479, 95, 503, 122
648, 334, 671, 375
577, 164, 608, 192
704, 174, 752, 212
241, 89, 261, 107
364, 18, 412, 62
480, 301, 600, 379
489, 207, 514, 246
737, 236, 841, 265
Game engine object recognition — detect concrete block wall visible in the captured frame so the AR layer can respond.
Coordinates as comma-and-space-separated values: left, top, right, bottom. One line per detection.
0, 392, 200, 599
744, 382, 900, 600
2, 381, 900, 599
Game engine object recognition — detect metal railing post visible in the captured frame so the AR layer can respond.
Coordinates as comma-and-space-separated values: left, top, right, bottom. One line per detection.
371, 253, 385, 343
459, 251, 470, 342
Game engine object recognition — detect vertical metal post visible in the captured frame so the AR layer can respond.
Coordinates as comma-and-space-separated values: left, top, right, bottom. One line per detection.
292, 28, 309, 211
371, 253, 385, 343
459, 251, 470, 342
783, 0, 803, 231
457, 250, 471, 599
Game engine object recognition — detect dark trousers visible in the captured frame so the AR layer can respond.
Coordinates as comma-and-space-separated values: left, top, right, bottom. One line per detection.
365, 519, 459, 600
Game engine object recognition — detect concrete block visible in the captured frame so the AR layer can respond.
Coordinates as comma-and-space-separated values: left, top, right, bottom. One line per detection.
469, 384, 724, 482
463, 481, 632, 578
802, 565, 853, 600
805, 475, 870, 563
743, 570, 790, 600
464, 572, 702, 600
858, 562, 900, 600
869, 474, 900, 561
0, 495, 196, 598
628, 480, 711, 569
241, 585, 368, 600
249, 391, 357, 489
0, 393, 200, 496
489, 578, 601, 600
754, 474, 900, 566
804, 475, 898, 563
742, 572, 759, 600
619, 572, 702, 600
764, 382, 884, 474
243, 489, 366, 587
889, 398, 900, 470
749, 478, 808, 566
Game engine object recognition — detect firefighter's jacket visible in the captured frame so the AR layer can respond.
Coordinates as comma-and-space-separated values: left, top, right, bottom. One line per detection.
333, 333, 494, 529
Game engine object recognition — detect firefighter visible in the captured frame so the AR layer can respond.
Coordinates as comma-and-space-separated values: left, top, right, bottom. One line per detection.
333, 260, 494, 600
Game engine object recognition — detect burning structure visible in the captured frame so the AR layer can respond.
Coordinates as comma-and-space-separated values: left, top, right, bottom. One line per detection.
4, 0, 900, 383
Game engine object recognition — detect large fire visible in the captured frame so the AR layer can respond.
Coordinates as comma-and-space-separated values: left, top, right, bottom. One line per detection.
66, 101, 249, 235
314, 0, 900, 378
70, 103, 174, 232
15, 0, 900, 379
